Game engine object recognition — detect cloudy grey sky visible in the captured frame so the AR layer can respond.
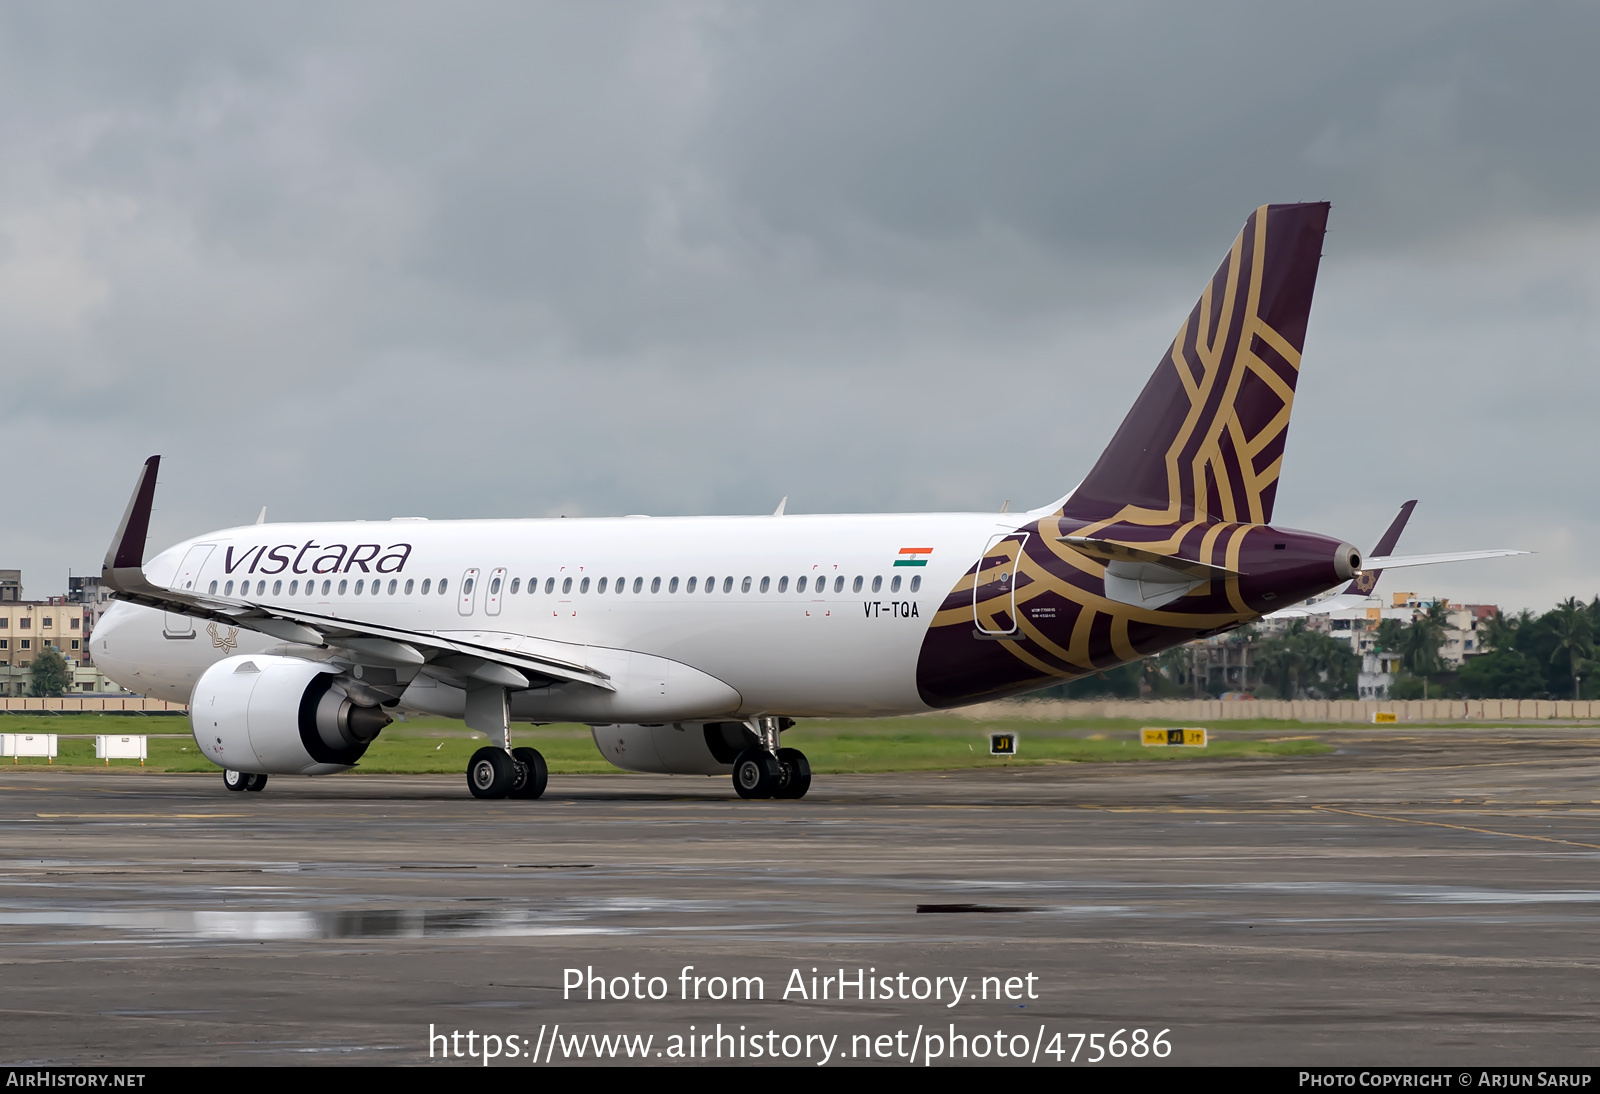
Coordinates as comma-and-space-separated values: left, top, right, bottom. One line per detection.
1, 1, 1594, 611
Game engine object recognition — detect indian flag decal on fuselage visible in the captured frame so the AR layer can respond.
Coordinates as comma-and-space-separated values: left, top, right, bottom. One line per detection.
894, 547, 933, 567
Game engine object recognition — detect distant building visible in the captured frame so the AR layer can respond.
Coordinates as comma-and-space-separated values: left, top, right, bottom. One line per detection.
1183, 588, 1498, 700
0, 569, 130, 696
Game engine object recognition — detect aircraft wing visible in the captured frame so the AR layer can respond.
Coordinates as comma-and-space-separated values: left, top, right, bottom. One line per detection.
100, 456, 613, 692
1362, 549, 1531, 569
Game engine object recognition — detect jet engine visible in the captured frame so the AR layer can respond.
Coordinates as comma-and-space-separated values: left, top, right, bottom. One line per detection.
589, 721, 759, 775
191, 654, 391, 775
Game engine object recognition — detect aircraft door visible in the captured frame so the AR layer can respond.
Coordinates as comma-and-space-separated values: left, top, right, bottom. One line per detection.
458, 568, 480, 616
164, 544, 214, 639
972, 532, 1028, 637
484, 568, 506, 617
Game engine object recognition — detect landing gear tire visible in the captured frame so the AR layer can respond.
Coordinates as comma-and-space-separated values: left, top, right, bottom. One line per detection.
467, 746, 516, 799
509, 747, 548, 800
223, 768, 247, 792
732, 747, 781, 800
242, 773, 269, 792
774, 747, 811, 800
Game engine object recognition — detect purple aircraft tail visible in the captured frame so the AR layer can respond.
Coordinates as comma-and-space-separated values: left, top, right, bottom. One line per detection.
1341, 499, 1416, 597
1062, 202, 1330, 527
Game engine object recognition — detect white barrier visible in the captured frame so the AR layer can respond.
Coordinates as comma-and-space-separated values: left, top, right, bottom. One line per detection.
2, 733, 59, 762
95, 735, 149, 765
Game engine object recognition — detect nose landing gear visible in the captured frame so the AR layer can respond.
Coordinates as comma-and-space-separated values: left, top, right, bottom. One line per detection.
222, 769, 268, 792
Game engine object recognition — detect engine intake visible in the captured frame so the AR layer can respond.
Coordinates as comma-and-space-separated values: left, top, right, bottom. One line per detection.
192, 654, 392, 775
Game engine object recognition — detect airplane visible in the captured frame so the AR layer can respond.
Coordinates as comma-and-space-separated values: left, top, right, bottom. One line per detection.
1264, 500, 1526, 619
91, 202, 1523, 802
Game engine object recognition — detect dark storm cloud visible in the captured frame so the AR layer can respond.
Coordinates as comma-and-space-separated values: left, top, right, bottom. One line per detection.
0, 1, 1593, 609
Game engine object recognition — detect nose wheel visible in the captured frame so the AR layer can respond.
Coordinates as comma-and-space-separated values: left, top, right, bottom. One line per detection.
222, 769, 268, 792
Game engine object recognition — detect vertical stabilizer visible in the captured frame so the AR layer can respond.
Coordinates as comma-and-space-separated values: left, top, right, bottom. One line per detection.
1342, 499, 1416, 596
1062, 202, 1330, 527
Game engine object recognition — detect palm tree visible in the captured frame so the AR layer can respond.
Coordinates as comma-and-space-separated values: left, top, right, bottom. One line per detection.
1549, 598, 1595, 701
1402, 601, 1449, 683
1476, 608, 1519, 654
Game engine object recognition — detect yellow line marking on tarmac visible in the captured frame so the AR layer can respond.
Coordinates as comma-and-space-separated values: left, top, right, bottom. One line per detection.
34, 813, 249, 819
1315, 806, 1600, 851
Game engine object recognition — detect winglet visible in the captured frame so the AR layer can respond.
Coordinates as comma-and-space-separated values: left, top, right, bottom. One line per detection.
102, 455, 161, 590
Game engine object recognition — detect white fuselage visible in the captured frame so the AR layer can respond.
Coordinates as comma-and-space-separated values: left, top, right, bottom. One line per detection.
94, 510, 1031, 720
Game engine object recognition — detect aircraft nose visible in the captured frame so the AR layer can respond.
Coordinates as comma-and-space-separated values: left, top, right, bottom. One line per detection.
91, 602, 136, 674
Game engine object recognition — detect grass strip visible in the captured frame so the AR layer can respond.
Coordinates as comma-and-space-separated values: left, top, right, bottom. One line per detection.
0, 714, 1329, 775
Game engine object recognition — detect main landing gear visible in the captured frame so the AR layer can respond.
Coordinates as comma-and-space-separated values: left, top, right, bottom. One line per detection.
467, 746, 548, 800
461, 683, 548, 800
731, 717, 811, 800
222, 769, 268, 792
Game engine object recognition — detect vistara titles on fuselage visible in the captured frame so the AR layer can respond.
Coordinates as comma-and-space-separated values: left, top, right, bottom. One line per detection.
90, 202, 1383, 800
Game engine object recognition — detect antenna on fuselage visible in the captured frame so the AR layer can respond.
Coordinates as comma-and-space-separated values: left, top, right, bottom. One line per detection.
255, 506, 267, 525
773, 496, 787, 516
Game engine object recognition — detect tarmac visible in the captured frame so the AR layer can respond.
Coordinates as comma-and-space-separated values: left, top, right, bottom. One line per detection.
1, 724, 1598, 1067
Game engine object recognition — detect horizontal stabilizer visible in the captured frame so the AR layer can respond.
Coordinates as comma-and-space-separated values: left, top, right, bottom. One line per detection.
1059, 535, 1243, 610
1266, 593, 1377, 619
1059, 536, 1244, 581
1362, 549, 1530, 570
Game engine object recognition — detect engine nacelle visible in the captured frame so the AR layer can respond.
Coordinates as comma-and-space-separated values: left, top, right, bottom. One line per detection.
590, 721, 757, 775
191, 654, 391, 775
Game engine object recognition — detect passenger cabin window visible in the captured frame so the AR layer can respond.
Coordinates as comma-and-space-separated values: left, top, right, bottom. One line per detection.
614, 577, 625, 594
797, 576, 807, 593
759, 577, 770, 592
651, 577, 661, 593
890, 575, 901, 592
633, 577, 643, 593
355, 579, 365, 595
579, 577, 590, 593
724, 577, 734, 593
852, 576, 863, 593
405, 579, 415, 594
871, 575, 882, 593
273, 580, 283, 595
510, 578, 520, 594
545, 577, 555, 593
669, 577, 679, 593
834, 576, 845, 593
562, 577, 573, 594
598, 577, 609, 594
777, 576, 787, 593
338, 580, 348, 595
321, 580, 331, 595
289, 580, 299, 595
490, 576, 501, 594
420, 578, 431, 595
208, 580, 217, 594
439, 579, 449, 595
388, 579, 397, 594
686, 576, 698, 593
463, 577, 475, 595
